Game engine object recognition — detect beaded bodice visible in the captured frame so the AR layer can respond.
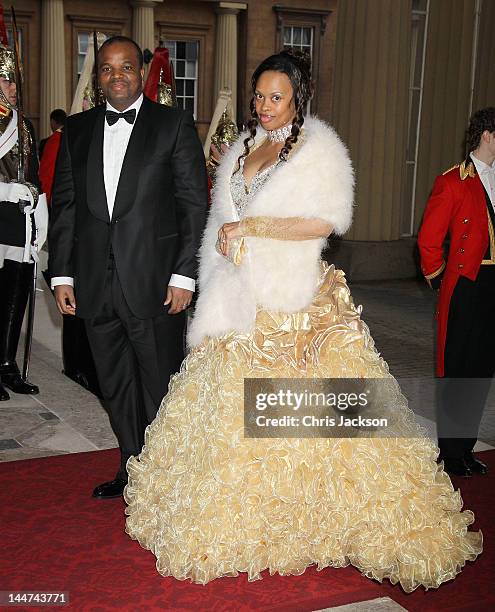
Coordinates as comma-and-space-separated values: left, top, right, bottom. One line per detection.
230, 156, 280, 218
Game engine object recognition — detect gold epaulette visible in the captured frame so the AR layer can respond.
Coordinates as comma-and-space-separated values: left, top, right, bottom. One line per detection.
0, 103, 11, 118
442, 161, 476, 180
442, 164, 459, 175
459, 160, 476, 180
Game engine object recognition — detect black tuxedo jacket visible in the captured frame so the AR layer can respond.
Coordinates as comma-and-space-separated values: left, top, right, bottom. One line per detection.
48, 96, 208, 319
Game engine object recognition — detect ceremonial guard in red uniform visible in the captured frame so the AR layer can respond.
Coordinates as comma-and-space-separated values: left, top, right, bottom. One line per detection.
418, 107, 495, 476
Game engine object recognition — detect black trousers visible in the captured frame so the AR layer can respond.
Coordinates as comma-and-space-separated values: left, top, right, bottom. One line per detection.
84, 258, 185, 480
0, 259, 33, 366
438, 266, 495, 459
62, 315, 102, 397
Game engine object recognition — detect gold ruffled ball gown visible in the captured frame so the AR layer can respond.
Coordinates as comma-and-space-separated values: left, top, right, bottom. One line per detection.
124, 261, 482, 590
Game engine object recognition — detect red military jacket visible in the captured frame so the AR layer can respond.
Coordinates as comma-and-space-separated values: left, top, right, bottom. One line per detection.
39, 128, 62, 204
417, 159, 494, 376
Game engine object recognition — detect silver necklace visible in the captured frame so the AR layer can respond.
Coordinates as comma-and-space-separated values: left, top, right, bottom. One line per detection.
266, 123, 293, 143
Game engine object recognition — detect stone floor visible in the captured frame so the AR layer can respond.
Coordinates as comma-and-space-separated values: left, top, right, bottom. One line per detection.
316, 598, 407, 612
0, 252, 117, 462
1, 255, 493, 463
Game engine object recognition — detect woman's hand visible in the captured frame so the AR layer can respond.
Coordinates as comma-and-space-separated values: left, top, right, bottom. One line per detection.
210, 143, 229, 162
218, 222, 243, 256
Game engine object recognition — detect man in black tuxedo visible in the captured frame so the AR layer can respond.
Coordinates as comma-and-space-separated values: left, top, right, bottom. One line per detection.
49, 36, 208, 498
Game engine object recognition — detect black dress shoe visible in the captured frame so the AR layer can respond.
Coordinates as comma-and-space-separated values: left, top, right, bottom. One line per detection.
0, 363, 39, 395
92, 478, 127, 499
0, 382, 9, 401
440, 457, 472, 477
464, 451, 488, 475
1, 371, 39, 395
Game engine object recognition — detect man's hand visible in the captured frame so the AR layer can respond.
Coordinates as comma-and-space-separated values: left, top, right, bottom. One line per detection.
54, 285, 76, 316
164, 286, 193, 315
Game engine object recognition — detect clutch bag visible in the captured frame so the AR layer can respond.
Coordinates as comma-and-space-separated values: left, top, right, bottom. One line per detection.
215, 237, 246, 265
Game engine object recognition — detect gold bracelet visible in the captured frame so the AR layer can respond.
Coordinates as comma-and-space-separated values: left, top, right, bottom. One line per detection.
206, 156, 220, 168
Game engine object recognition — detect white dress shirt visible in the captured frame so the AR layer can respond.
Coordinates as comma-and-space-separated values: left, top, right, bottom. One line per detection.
52, 93, 195, 292
104, 95, 143, 219
471, 153, 495, 210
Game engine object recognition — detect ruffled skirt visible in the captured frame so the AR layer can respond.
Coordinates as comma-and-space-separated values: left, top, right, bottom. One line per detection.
124, 264, 482, 590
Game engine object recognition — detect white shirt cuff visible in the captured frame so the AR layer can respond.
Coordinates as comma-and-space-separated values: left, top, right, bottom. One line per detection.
51, 274, 194, 292
51, 276, 74, 289
169, 274, 195, 292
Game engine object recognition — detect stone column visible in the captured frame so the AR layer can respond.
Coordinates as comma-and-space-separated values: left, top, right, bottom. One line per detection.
331, 0, 411, 241
473, 0, 495, 111
40, 0, 66, 138
214, 5, 240, 121
130, 0, 162, 59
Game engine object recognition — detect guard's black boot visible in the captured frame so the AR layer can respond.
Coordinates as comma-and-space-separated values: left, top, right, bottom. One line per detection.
0, 260, 38, 395
0, 362, 39, 394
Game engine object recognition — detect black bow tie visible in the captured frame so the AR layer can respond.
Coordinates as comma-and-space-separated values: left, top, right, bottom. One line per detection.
105, 108, 136, 126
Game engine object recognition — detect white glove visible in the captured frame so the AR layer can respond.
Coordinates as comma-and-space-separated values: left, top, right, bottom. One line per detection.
0, 181, 35, 206
34, 193, 48, 252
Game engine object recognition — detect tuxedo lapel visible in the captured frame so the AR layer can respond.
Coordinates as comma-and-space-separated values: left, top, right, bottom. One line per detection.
112, 97, 152, 220
86, 106, 110, 223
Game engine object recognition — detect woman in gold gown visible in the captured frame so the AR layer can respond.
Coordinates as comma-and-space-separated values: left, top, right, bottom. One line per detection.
124, 51, 482, 591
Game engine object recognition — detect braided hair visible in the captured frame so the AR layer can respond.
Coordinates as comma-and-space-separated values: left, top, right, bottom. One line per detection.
237, 49, 314, 170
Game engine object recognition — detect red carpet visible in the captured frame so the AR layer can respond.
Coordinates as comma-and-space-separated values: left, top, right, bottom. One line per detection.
1, 449, 493, 611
